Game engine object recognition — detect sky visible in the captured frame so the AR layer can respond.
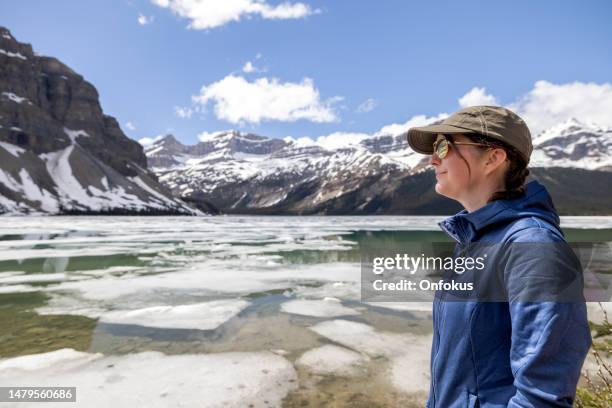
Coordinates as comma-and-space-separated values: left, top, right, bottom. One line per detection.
1, 0, 612, 146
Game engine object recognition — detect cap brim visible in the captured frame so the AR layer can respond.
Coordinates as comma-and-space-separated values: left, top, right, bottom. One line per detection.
406, 124, 479, 154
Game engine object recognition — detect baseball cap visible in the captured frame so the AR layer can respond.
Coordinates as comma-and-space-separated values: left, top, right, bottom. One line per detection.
406, 106, 533, 164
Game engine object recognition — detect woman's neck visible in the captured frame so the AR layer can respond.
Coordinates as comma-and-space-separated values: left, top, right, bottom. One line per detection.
461, 196, 491, 213
459, 179, 506, 213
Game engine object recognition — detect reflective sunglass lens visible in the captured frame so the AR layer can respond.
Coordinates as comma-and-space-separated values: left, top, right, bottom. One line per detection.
436, 139, 448, 158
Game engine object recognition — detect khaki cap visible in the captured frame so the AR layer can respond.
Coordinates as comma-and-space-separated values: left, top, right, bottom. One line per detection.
406, 106, 533, 164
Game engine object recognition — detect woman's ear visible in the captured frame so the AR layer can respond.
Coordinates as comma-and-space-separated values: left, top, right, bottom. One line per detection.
484, 147, 508, 175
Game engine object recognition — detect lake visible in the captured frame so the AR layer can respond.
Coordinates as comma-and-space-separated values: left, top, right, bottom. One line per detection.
0, 216, 611, 407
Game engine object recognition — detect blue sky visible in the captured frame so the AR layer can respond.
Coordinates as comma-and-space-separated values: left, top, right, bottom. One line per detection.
2, 0, 612, 145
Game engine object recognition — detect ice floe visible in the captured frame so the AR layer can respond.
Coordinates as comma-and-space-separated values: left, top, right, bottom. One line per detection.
281, 298, 359, 317
0, 348, 100, 371
292, 281, 360, 300
98, 299, 250, 330
27, 260, 361, 325
309, 319, 430, 393
0, 348, 298, 407
0, 272, 68, 284
0, 284, 41, 294
38, 260, 359, 302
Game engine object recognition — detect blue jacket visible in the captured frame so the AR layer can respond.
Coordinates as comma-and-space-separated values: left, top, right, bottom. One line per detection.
427, 180, 592, 407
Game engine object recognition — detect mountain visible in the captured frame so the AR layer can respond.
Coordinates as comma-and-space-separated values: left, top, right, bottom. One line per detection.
0, 27, 206, 215
530, 118, 612, 171
2, 25, 608, 216
145, 120, 612, 215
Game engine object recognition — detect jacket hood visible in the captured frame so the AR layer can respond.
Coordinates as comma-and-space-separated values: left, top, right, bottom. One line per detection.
438, 180, 560, 244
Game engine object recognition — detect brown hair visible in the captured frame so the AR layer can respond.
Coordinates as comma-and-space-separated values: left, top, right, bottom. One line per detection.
445, 134, 530, 202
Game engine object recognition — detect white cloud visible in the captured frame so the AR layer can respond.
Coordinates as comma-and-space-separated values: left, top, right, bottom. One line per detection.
192, 74, 341, 124
508, 80, 612, 135
375, 113, 449, 137
151, 0, 318, 30
198, 130, 232, 142
314, 132, 370, 150
125, 121, 136, 131
242, 57, 267, 74
355, 98, 377, 114
458, 87, 498, 108
138, 14, 154, 25
417, 81, 612, 136
282, 131, 379, 151
283, 135, 315, 148
138, 135, 165, 147
242, 61, 256, 73
174, 106, 194, 118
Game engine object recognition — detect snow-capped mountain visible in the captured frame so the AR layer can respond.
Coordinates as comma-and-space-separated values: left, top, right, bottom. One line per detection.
0, 27, 203, 215
145, 129, 434, 213
530, 118, 612, 170
145, 120, 612, 215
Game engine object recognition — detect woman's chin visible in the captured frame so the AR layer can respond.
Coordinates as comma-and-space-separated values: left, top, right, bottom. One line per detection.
435, 182, 454, 200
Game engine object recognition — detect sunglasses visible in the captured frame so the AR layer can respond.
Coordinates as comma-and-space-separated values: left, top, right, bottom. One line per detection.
433, 135, 490, 159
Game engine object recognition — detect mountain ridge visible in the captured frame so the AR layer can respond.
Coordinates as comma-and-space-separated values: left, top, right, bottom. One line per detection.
144, 120, 612, 215
0, 27, 209, 215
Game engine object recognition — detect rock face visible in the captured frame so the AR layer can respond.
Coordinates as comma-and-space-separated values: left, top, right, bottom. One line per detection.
145, 119, 612, 215
0, 27, 200, 215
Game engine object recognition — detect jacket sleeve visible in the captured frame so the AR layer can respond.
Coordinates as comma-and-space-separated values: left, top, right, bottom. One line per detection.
506, 302, 591, 407
502, 228, 592, 407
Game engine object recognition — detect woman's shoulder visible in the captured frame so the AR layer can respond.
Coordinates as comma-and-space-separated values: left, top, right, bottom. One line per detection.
499, 216, 565, 244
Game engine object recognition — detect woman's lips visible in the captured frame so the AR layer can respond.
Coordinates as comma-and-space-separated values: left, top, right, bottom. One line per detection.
435, 171, 447, 177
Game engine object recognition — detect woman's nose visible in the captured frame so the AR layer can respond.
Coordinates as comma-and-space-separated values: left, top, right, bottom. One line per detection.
430, 153, 440, 166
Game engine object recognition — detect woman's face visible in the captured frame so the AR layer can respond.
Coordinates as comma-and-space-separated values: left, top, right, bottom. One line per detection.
430, 133, 487, 201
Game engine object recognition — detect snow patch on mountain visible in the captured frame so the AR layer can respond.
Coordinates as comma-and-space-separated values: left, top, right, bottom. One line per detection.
63, 127, 89, 144
1, 91, 32, 105
0, 48, 27, 60
530, 118, 612, 170
0, 141, 25, 157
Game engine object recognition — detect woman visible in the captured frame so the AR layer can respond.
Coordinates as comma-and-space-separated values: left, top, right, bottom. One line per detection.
406, 106, 592, 407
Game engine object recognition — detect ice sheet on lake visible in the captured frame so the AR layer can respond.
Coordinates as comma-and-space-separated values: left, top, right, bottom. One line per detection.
30, 260, 361, 324
292, 281, 360, 300
310, 319, 430, 393
296, 344, 369, 376
0, 273, 68, 284
1, 215, 609, 263
39, 260, 360, 302
0, 348, 298, 408
281, 298, 360, 317
98, 299, 250, 330
0, 348, 100, 371
0, 284, 41, 294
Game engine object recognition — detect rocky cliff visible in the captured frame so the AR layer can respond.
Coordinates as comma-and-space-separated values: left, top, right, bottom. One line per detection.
0, 27, 202, 215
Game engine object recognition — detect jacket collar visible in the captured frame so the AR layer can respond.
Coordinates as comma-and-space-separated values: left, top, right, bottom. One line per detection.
438, 180, 558, 244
